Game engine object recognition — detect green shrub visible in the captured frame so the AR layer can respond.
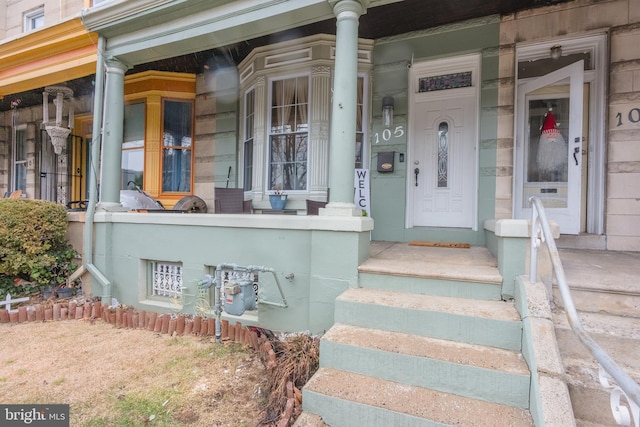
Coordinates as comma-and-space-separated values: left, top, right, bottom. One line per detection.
0, 199, 78, 297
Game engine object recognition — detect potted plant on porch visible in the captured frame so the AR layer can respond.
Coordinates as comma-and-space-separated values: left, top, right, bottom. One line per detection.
269, 185, 288, 211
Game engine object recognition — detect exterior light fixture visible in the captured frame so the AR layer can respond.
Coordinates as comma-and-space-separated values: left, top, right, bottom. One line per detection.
550, 45, 562, 60
382, 96, 394, 128
43, 86, 74, 155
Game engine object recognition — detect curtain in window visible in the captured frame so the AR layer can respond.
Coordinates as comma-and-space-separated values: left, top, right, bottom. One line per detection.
297, 77, 308, 130
162, 101, 192, 192
270, 77, 308, 191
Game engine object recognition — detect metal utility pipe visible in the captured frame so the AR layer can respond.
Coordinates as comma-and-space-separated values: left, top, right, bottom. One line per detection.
205, 263, 290, 343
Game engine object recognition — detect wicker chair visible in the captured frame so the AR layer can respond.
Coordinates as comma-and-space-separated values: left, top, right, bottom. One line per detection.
214, 188, 252, 213
305, 189, 330, 215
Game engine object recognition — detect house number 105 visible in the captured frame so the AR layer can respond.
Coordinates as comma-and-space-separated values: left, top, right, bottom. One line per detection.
374, 125, 405, 143
615, 108, 640, 126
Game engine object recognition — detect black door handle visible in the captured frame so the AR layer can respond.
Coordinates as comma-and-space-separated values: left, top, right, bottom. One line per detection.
573, 147, 579, 166
414, 168, 420, 186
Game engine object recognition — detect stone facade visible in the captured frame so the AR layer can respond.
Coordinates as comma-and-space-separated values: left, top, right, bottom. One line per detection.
499, 0, 640, 250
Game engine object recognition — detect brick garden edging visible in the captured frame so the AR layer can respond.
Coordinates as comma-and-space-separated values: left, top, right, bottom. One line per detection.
0, 298, 303, 427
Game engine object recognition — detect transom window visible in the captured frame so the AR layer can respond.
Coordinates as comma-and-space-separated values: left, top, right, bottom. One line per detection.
269, 76, 309, 191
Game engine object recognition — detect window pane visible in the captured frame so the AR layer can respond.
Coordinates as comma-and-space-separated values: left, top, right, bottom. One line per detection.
437, 122, 449, 188
124, 103, 145, 149
24, 8, 44, 32
122, 103, 145, 189
355, 133, 364, 169
269, 134, 307, 191
244, 139, 253, 192
163, 148, 191, 192
122, 149, 144, 189
244, 90, 255, 191
162, 100, 193, 192
269, 77, 308, 191
14, 128, 26, 192
271, 77, 308, 134
356, 76, 364, 168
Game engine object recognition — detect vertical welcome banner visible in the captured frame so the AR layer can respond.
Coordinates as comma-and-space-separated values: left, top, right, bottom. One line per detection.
354, 169, 370, 217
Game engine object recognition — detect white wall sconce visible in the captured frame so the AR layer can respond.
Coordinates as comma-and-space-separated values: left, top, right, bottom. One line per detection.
43, 86, 74, 155
382, 96, 394, 128
550, 45, 562, 60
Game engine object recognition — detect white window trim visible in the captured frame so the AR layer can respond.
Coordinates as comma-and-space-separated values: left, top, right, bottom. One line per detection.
23, 6, 44, 32
265, 72, 311, 195
12, 125, 27, 192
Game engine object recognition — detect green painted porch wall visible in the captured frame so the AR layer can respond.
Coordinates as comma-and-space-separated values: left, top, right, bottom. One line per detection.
90, 213, 371, 334
369, 17, 500, 244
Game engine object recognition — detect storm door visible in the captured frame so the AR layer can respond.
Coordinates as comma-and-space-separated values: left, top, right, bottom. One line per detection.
515, 60, 584, 234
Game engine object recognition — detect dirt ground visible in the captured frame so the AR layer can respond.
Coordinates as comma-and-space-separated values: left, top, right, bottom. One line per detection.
0, 319, 269, 426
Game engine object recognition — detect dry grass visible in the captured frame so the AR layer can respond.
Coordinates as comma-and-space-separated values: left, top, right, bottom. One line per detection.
0, 320, 268, 426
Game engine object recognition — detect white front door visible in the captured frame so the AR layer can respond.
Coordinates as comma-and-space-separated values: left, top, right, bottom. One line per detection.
515, 61, 584, 234
408, 55, 479, 228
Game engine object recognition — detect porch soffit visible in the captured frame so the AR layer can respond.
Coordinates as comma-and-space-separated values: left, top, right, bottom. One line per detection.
82, 0, 337, 66
81, 0, 573, 70
0, 19, 98, 97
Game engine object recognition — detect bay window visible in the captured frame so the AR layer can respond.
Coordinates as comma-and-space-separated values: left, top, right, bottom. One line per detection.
238, 35, 372, 207
120, 71, 195, 207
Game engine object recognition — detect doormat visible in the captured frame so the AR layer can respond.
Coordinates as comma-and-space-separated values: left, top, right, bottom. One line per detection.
409, 241, 470, 249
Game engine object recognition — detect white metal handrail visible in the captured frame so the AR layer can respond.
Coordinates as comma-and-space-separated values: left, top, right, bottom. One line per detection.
529, 196, 640, 426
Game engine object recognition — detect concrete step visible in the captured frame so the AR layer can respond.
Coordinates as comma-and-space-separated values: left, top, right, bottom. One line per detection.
335, 288, 523, 351
302, 367, 534, 427
358, 271, 503, 300
558, 248, 640, 317
320, 323, 531, 408
359, 244, 503, 300
553, 309, 640, 426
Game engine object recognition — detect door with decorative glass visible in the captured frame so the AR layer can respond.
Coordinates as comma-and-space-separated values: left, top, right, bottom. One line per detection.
409, 55, 479, 228
515, 60, 584, 234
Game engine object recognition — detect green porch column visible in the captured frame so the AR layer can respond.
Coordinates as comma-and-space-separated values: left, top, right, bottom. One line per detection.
98, 58, 129, 210
325, 0, 369, 216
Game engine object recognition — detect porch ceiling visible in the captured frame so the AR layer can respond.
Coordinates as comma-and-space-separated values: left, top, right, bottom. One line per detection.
0, 0, 570, 112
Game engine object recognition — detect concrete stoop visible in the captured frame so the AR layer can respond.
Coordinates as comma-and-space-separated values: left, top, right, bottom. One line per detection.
553, 308, 640, 427
301, 283, 534, 426
303, 368, 533, 427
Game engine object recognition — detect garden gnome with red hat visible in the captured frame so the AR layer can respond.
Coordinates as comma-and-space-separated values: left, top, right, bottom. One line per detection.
536, 108, 567, 181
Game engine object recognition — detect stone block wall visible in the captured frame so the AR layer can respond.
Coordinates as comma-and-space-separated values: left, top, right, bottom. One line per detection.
607, 22, 640, 250
498, 0, 640, 250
